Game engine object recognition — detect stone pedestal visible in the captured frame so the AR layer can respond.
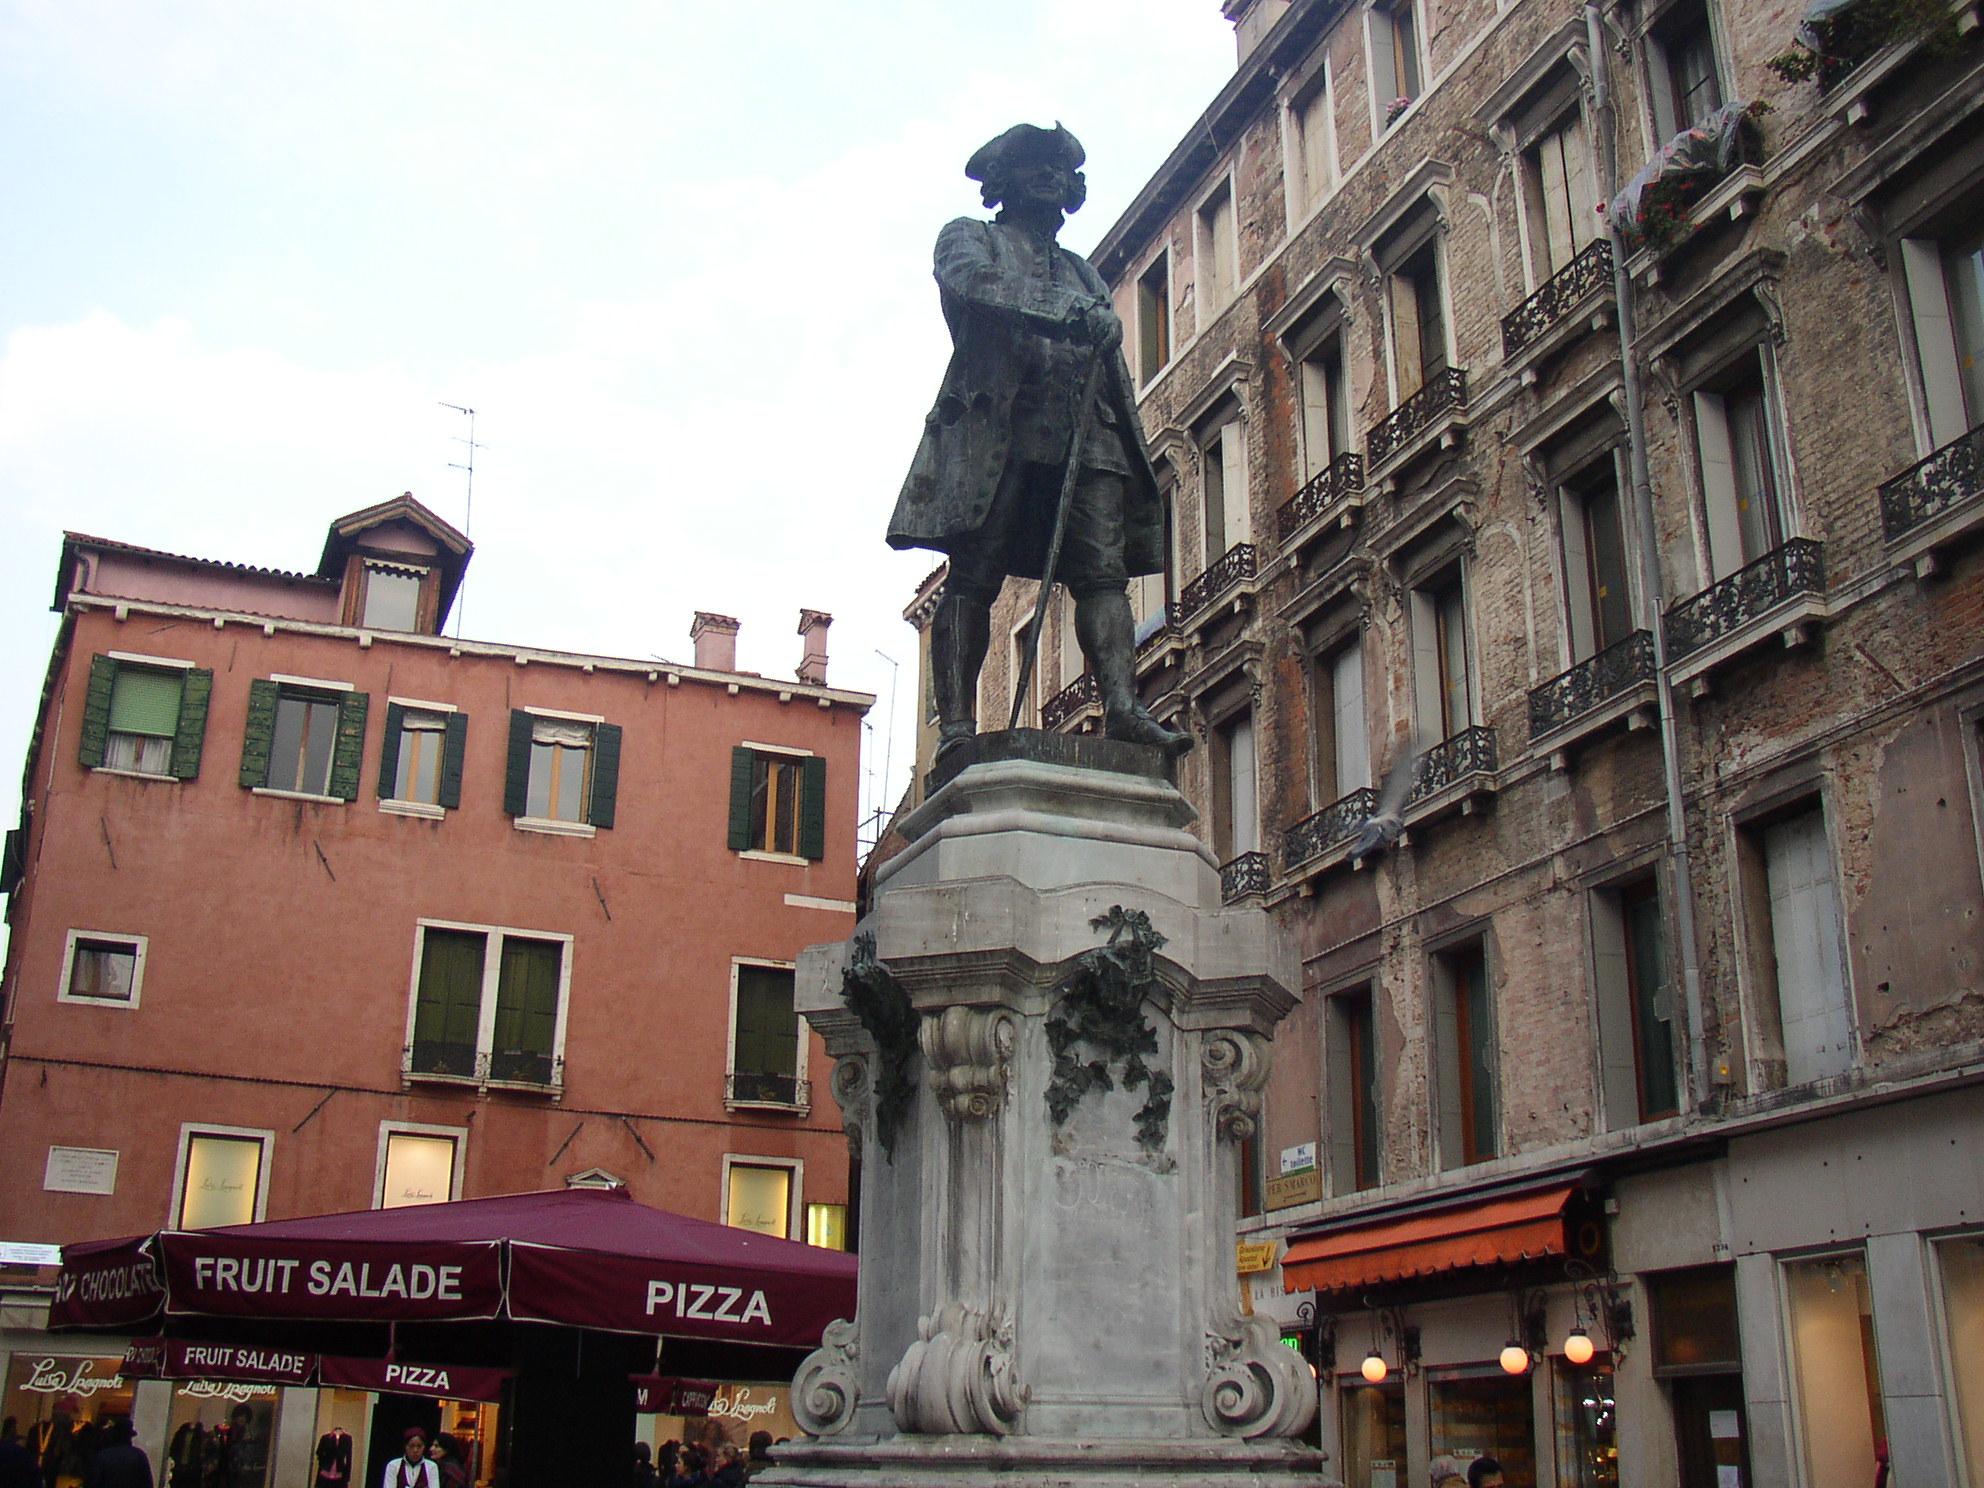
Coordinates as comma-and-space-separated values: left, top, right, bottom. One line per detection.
769, 744, 1331, 1487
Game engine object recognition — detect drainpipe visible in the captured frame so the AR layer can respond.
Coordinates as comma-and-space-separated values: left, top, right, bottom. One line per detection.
1586, 1, 1712, 1106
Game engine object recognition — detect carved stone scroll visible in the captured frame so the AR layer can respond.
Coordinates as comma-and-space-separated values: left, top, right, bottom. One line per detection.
886, 1303, 1028, 1435
792, 1317, 860, 1436
1201, 1031, 1272, 1143
921, 1006, 1015, 1121
1201, 1315, 1319, 1439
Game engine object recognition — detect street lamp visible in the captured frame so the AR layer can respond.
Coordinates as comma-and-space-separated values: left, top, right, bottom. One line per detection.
1361, 1349, 1389, 1384
1560, 1260, 1635, 1365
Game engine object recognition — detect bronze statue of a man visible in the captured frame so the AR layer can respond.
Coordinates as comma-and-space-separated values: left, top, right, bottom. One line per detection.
888, 123, 1189, 763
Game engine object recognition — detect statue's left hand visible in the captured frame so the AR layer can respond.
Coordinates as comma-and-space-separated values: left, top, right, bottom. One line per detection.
1081, 302, 1124, 353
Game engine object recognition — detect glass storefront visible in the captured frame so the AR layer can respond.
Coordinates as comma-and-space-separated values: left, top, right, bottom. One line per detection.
1553, 1357, 1618, 1487
1784, 1251, 1886, 1488
1938, 1233, 1984, 1484
1339, 1380, 1406, 1487
163, 1380, 281, 1488
638, 1379, 800, 1456
0, 1353, 134, 1488
1429, 1367, 1538, 1486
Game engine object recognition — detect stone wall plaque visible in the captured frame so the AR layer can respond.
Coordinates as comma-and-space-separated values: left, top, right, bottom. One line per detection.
1264, 1169, 1323, 1210
44, 1146, 118, 1195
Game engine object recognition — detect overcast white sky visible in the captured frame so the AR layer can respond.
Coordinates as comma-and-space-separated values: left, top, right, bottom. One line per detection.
0, 2, 1239, 898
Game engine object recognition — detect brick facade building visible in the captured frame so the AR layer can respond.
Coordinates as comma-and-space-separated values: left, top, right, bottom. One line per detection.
959, 0, 1984, 1480
0, 496, 872, 1485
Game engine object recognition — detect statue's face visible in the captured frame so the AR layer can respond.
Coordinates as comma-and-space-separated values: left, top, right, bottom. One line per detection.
1005, 155, 1074, 214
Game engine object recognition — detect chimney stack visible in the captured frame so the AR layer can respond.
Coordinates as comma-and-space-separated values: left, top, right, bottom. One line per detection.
691, 611, 740, 673
797, 609, 833, 685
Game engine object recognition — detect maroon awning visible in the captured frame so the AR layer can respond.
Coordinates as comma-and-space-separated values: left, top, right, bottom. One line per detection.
52, 1188, 856, 1349
320, 1357, 510, 1403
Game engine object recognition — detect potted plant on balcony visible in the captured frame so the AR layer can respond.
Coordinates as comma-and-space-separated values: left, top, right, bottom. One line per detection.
1385, 95, 1414, 126
1768, 0, 1959, 87
1607, 99, 1769, 256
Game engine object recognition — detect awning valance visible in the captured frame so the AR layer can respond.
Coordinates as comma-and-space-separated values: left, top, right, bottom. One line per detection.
1281, 1183, 1577, 1296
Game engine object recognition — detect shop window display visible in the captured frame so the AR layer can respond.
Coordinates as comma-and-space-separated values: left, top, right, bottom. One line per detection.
163, 1381, 279, 1488
1339, 1381, 1406, 1486
1936, 1234, 1984, 1481
0, 1354, 133, 1484
1785, 1252, 1886, 1488
1428, 1367, 1537, 1485
1552, 1356, 1619, 1487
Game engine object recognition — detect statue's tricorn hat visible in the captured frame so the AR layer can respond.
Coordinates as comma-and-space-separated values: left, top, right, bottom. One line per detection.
965, 122, 1085, 182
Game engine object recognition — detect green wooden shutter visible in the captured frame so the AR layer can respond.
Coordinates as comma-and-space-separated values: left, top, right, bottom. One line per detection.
78, 655, 118, 769
376, 703, 406, 800
799, 755, 828, 861
504, 710, 532, 816
728, 747, 756, 851
328, 691, 370, 801
588, 723, 623, 829
170, 669, 213, 781
413, 928, 487, 1077
439, 713, 468, 810
239, 680, 280, 788
735, 966, 798, 1076
1, 827, 24, 896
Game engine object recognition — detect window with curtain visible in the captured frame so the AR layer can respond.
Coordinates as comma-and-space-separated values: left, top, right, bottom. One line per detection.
106, 666, 185, 775
527, 717, 594, 822
80, 654, 212, 782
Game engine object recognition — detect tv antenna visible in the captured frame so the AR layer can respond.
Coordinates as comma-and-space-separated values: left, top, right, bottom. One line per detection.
438, 401, 484, 637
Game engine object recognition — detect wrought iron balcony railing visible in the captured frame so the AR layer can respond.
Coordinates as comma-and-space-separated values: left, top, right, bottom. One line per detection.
488, 1049, 557, 1087
1173, 543, 1258, 625
1366, 367, 1467, 469
1663, 539, 1826, 662
1282, 787, 1377, 871
1220, 851, 1271, 903
1501, 240, 1613, 359
727, 1071, 811, 1108
1407, 725, 1498, 804
1879, 422, 1984, 542
1527, 629, 1656, 740
1042, 670, 1100, 731
408, 1040, 480, 1081
1277, 452, 1366, 540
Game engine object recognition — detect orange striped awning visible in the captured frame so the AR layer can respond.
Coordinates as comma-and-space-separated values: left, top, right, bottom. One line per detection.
1282, 1184, 1576, 1295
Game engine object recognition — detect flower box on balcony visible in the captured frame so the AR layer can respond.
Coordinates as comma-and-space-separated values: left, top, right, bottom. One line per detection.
1880, 422, 1984, 579
1501, 240, 1616, 383
1662, 538, 1828, 696
1282, 787, 1378, 885
1366, 367, 1470, 492
1173, 542, 1261, 634
1612, 102, 1768, 282
1277, 453, 1367, 564
1399, 725, 1499, 837
1526, 629, 1659, 768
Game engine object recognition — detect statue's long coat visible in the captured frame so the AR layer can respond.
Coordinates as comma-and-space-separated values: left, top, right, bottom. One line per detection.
887, 217, 1166, 579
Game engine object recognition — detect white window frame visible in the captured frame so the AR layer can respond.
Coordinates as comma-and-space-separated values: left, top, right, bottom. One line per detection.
1283, 57, 1341, 231
1556, 446, 1640, 664
1366, 0, 1427, 136
381, 696, 458, 817
359, 560, 429, 631
720, 1154, 804, 1241
1379, 223, 1454, 406
1408, 564, 1478, 741
169, 1123, 274, 1230
1195, 401, 1252, 564
1685, 343, 1799, 584
1516, 106, 1598, 292
402, 919, 575, 1091
255, 675, 356, 805
373, 1121, 468, 1209
726, 956, 809, 1111
737, 740, 820, 865
1193, 171, 1241, 332
1135, 243, 1176, 387
95, 651, 197, 779
516, 706, 602, 837
57, 929, 149, 1010
1641, 0, 1730, 144
1008, 613, 1041, 729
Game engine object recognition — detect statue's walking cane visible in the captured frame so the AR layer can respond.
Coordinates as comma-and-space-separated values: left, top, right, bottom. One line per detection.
1008, 338, 1110, 731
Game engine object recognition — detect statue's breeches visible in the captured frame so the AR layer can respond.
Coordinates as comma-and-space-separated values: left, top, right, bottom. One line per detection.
944, 461, 1129, 600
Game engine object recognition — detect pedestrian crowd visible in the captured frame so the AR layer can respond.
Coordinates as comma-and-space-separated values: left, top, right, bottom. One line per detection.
633, 1430, 775, 1487
0, 1413, 152, 1488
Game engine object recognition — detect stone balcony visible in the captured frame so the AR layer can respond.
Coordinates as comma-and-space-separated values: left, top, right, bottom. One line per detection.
1365, 368, 1469, 491
1281, 787, 1377, 883
725, 1070, 812, 1115
1219, 850, 1271, 904
1663, 538, 1828, 695
1276, 452, 1366, 563
1500, 240, 1615, 382
1173, 541, 1260, 630
1880, 422, 1984, 579
1042, 670, 1101, 732
1526, 629, 1659, 766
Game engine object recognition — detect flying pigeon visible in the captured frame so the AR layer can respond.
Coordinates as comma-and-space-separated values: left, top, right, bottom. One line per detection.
1349, 735, 1423, 864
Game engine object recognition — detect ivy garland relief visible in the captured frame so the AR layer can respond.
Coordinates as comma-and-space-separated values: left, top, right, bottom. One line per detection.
1044, 907, 1176, 1155
838, 932, 920, 1161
